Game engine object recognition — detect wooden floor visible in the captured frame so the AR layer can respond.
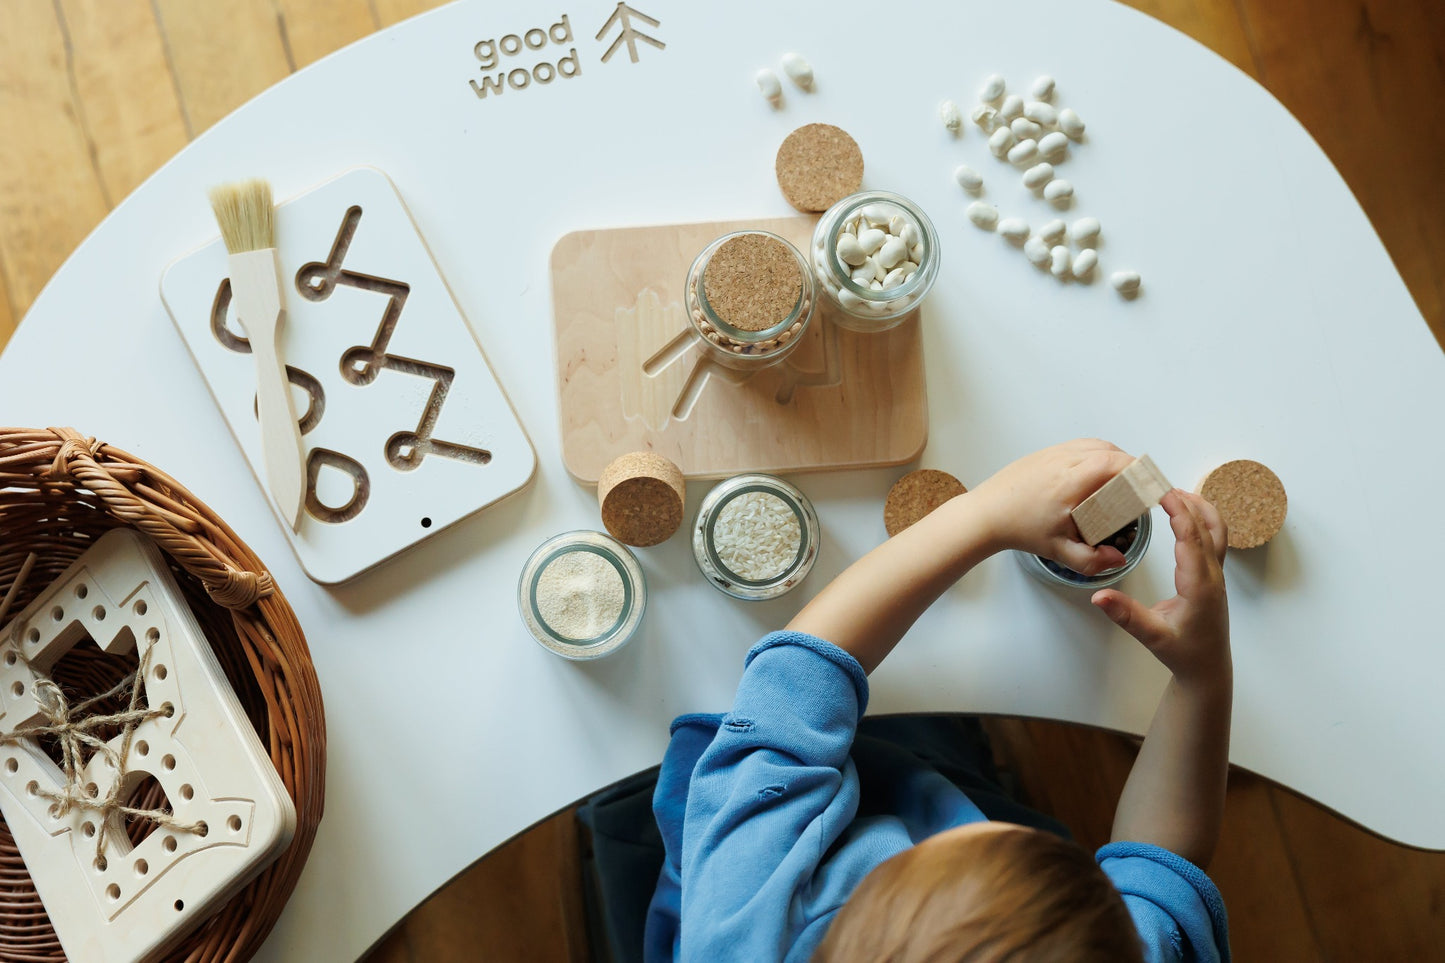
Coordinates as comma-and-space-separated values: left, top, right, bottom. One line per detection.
0, 1, 1440, 961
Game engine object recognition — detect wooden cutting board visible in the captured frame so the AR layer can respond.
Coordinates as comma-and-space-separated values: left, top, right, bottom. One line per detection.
550, 215, 928, 483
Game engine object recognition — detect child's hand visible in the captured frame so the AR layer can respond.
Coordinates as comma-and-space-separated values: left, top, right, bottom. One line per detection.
1091, 490, 1231, 688
971, 439, 1140, 575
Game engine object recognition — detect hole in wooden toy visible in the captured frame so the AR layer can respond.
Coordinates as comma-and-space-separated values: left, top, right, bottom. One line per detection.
421, 517, 432, 528
135, 859, 148, 877
106, 883, 120, 900
163, 835, 177, 852
47, 804, 58, 819
92, 606, 106, 621
83, 821, 96, 837
85, 782, 98, 798
162, 702, 174, 718
36, 630, 146, 774
25, 780, 37, 797
116, 772, 171, 849
74, 584, 88, 599
10, 682, 21, 697
175, 899, 184, 911
135, 740, 149, 757
25, 627, 38, 644
146, 627, 159, 644
196, 821, 209, 837
228, 814, 242, 832
180, 784, 194, 801
50, 606, 63, 622
3, 758, 15, 773
133, 600, 147, 616
162, 755, 176, 771
155, 664, 168, 680
4, 651, 15, 665
95, 856, 108, 872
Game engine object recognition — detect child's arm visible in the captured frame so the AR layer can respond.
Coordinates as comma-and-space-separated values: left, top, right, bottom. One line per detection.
1094, 490, 1232, 869
789, 439, 1138, 673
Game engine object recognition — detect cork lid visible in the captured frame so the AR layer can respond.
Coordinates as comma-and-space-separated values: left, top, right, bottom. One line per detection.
775, 123, 864, 213
597, 452, 686, 547
702, 233, 803, 332
1197, 459, 1287, 549
884, 469, 968, 537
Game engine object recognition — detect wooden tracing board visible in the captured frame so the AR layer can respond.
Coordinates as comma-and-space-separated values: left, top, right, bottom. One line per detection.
161, 167, 536, 584
550, 216, 928, 484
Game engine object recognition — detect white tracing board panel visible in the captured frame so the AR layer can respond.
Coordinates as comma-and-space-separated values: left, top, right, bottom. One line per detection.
0, 530, 295, 963
162, 166, 536, 584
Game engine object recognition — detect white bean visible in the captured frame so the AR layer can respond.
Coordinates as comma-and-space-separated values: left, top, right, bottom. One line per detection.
1022, 162, 1054, 190
999, 94, 1024, 121
1024, 101, 1058, 127
838, 288, 865, 310
1024, 236, 1051, 266
939, 99, 963, 133
870, 280, 884, 291
889, 214, 908, 236
1007, 139, 1039, 165
877, 236, 908, 270
1111, 270, 1141, 293
1038, 131, 1069, 159
857, 228, 887, 255
900, 260, 919, 277
1050, 245, 1071, 278
971, 105, 1000, 132
954, 165, 984, 193
1072, 249, 1098, 278
998, 218, 1030, 241
989, 127, 1015, 157
882, 267, 908, 289
1059, 108, 1086, 140
851, 258, 880, 284
862, 205, 891, 227
967, 201, 999, 230
1030, 75, 1055, 101
980, 73, 1006, 103
901, 223, 920, 247
1010, 117, 1041, 141
1070, 217, 1101, 245
910, 242, 925, 261
1039, 219, 1066, 244
755, 69, 782, 104
1044, 179, 1074, 203
780, 52, 813, 89
836, 233, 867, 266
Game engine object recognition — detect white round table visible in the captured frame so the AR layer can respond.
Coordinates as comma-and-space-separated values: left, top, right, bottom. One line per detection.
2, 1, 1442, 959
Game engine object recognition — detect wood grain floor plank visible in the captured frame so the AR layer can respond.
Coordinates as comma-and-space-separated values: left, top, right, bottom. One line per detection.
0, 1, 110, 318
152, 0, 293, 134
275, 0, 378, 69
57, 0, 190, 201
0, 265, 16, 347
1236, 0, 1445, 344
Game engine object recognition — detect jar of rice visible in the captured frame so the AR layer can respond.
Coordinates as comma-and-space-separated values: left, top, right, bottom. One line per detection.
692, 474, 819, 600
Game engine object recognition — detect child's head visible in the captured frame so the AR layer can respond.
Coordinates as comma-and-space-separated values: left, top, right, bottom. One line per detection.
813, 822, 1142, 963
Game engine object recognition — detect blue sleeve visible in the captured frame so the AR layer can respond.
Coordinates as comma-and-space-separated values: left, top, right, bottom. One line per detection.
1097, 842, 1231, 963
677, 630, 869, 960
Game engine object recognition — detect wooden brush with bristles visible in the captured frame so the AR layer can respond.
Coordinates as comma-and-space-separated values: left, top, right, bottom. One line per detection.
209, 179, 305, 532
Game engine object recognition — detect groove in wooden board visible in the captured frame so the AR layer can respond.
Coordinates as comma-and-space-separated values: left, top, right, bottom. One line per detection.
153, 0, 293, 134
551, 216, 928, 483
275, 0, 379, 69
1234, 0, 1445, 345
0, 1, 110, 316
58, 0, 190, 201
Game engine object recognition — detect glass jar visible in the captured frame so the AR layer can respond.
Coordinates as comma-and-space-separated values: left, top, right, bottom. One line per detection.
1015, 512, 1154, 589
518, 531, 646, 660
686, 231, 815, 371
692, 474, 820, 600
811, 190, 940, 332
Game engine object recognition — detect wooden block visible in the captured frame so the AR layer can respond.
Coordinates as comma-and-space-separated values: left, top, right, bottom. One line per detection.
1070, 454, 1171, 545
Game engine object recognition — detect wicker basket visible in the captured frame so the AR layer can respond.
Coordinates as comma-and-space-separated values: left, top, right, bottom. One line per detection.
0, 427, 325, 962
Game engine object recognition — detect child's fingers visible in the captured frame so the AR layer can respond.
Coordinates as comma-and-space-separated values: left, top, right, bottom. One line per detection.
1163, 491, 1211, 595
1179, 491, 1228, 564
1071, 449, 1141, 500
1053, 540, 1126, 576
1091, 589, 1173, 648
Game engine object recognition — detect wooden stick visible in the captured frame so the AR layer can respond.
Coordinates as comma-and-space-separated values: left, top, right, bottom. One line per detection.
0, 552, 38, 627
1071, 454, 1172, 546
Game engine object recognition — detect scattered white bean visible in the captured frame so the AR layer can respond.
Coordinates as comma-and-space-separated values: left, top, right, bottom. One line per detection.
999, 94, 1024, 121
967, 201, 999, 230
939, 99, 964, 133
857, 228, 887, 256
1071, 217, 1101, 245
1024, 101, 1058, 127
1072, 249, 1098, 278
1024, 236, 1051, 266
954, 165, 984, 193
1038, 131, 1069, 159
877, 236, 908, 270
836, 233, 867, 266
780, 52, 813, 89
1050, 245, 1071, 278
988, 127, 1015, 157
755, 69, 782, 105
1111, 270, 1141, 293
971, 105, 1000, 132
998, 218, 1030, 241
1022, 162, 1054, 190
1043, 178, 1074, 203
1010, 117, 1042, 141
980, 73, 1006, 103
1059, 108, 1086, 140
1030, 75, 1055, 101
1007, 139, 1039, 165
1039, 219, 1067, 244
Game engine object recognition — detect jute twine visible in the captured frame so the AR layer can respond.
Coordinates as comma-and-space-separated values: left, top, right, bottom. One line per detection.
0, 427, 325, 963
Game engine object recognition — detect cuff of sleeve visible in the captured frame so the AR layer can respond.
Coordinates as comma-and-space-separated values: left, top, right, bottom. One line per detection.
745, 630, 870, 716
1097, 841, 1230, 962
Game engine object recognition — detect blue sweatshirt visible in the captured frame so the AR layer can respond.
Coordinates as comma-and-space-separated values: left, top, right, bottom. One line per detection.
645, 631, 1230, 963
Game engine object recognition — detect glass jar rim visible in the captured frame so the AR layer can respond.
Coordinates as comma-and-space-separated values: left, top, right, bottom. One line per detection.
823, 192, 937, 302
693, 474, 821, 600
693, 230, 813, 344
518, 530, 646, 657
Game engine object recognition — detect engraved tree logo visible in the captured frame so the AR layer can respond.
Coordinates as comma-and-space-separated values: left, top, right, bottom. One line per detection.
595, 3, 663, 63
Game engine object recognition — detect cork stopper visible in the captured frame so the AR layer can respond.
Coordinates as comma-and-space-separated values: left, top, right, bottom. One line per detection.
775, 123, 864, 213
1197, 459, 1287, 549
597, 452, 686, 547
702, 234, 802, 332
884, 469, 968, 537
